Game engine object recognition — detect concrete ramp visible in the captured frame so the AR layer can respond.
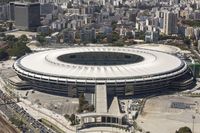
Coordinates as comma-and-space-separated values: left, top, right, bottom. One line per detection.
95, 85, 107, 113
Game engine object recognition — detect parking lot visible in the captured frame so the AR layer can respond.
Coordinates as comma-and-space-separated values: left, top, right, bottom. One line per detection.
0, 88, 56, 133
0, 66, 55, 133
0, 113, 18, 133
137, 95, 200, 133
14, 90, 79, 116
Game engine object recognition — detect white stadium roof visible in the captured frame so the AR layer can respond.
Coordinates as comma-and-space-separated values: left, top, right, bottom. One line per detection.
132, 44, 181, 54
14, 47, 185, 81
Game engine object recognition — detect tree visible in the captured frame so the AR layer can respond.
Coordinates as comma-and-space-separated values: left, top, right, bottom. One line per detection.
8, 41, 31, 58
0, 49, 8, 61
136, 31, 145, 40
3, 35, 18, 44
5, 35, 31, 58
19, 34, 28, 44
77, 94, 95, 113
67, 1, 73, 8
107, 32, 119, 43
64, 114, 70, 119
69, 114, 76, 125
176, 126, 192, 133
0, 35, 31, 60
125, 32, 134, 39
77, 94, 88, 113
36, 34, 46, 44
0, 33, 5, 38
88, 105, 94, 112
183, 37, 191, 46
96, 33, 106, 43
111, 21, 117, 30
75, 32, 80, 39
0, 27, 6, 32
113, 39, 125, 46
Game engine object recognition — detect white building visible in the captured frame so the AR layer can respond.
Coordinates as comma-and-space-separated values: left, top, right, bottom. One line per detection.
163, 11, 177, 35
76, 85, 128, 130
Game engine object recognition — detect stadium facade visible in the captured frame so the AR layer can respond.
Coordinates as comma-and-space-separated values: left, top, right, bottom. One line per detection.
13, 47, 195, 97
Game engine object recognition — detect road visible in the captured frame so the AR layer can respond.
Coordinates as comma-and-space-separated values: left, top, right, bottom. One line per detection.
0, 89, 55, 133
0, 80, 55, 133
0, 114, 18, 133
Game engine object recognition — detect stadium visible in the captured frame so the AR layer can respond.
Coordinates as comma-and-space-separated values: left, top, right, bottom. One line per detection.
13, 47, 195, 97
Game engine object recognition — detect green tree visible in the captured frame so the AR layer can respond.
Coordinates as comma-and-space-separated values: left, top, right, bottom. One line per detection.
69, 114, 76, 125
183, 37, 191, 46
113, 39, 125, 46
0, 27, 6, 32
64, 114, 70, 119
0, 35, 31, 59
8, 43, 31, 58
107, 32, 119, 43
0, 33, 6, 38
125, 32, 134, 39
36, 34, 46, 44
77, 94, 95, 113
136, 31, 145, 40
67, 1, 73, 8
96, 33, 106, 43
3, 35, 18, 44
176, 126, 192, 133
0, 49, 8, 61
88, 105, 94, 112
19, 34, 28, 44
5, 35, 31, 58
111, 21, 117, 30
77, 94, 88, 113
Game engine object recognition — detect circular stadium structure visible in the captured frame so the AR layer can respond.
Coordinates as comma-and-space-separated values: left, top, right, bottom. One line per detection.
13, 47, 195, 97
132, 44, 181, 55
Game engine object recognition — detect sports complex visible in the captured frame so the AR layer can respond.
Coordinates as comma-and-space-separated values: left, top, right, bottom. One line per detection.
12, 46, 195, 97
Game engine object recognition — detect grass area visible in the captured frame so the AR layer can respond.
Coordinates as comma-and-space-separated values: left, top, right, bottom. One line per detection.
39, 118, 65, 133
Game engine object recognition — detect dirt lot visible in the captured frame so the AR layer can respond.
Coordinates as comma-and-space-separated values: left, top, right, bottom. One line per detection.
0, 114, 18, 133
137, 95, 200, 133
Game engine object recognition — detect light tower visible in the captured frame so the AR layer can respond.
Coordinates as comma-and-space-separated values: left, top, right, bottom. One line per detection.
192, 115, 195, 133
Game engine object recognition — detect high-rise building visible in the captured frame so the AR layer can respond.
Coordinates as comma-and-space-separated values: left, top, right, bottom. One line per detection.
163, 11, 177, 35
39, 0, 68, 4
0, 4, 9, 21
14, 2, 40, 31
9, 2, 15, 21
40, 3, 56, 16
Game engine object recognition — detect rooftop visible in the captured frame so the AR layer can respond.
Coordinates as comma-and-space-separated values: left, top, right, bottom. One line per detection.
132, 44, 181, 54
14, 47, 185, 81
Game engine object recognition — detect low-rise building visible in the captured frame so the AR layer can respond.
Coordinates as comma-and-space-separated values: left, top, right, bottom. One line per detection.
80, 28, 96, 43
